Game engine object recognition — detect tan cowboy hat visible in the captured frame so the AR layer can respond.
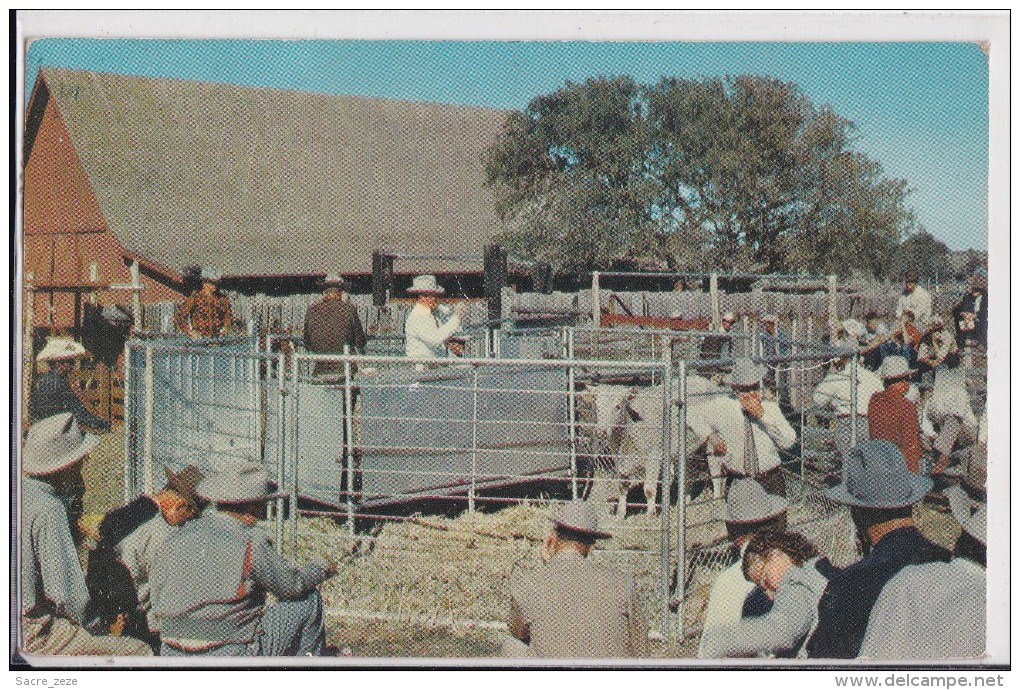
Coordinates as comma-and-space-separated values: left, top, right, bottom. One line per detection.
724, 478, 788, 524
407, 275, 445, 295
196, 462, 279, 504
163, 464, 204, 504
827, 440, 932, 508
553, 500, 611, 540
878, 355, 916, 381
37, 337, 87, 362
722, 311, 737, 322
23, 413, 100, 476
723, 358, 765, 387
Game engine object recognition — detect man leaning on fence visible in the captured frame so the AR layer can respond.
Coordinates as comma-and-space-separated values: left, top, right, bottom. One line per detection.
812, 333, 883, 465
687, 358, 797, 497
20, 413, 152, 656
174, 266, 233, 339
403, 275, 467, 367
506, 500, 648, 658
149, 460, 338, 656
303, 274, 367, 380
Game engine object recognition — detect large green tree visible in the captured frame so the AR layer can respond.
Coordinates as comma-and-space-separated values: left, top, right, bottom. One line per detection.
485, 75, 917, 278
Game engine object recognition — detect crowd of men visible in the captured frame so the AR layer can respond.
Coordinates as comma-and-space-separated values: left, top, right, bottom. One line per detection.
21, 267, 988, 660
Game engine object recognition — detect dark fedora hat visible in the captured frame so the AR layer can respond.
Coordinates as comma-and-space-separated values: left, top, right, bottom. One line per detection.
827, 440, 932, 508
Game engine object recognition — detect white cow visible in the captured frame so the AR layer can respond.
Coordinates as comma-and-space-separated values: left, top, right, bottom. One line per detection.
582, 374, 722, 516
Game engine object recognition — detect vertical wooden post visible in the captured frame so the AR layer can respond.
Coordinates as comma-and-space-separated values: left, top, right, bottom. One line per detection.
591, 271, 601, 327
828, 274, 838, 338
23, 280, 35, 432
709, 273, 720, 331
130, 261, 143, 330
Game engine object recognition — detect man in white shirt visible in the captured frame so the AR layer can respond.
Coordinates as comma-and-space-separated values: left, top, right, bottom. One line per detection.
687, 358, 797, 497
697, 478, 788, 658
896, 269, 932, 329
403, 275, 467, 366
920, 355, 977, 476
813, 338, 884, 464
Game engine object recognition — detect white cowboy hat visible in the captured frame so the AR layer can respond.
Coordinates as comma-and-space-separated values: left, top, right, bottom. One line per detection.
722, 311, 737, 322
826, 440, 932, 508
407, 275, 445, 295
841, 318, 867, 340
37, 337, 87, 362
23, 413, 100, 476
877, 355, 916, 381
723, 358, 765, 387
725, 478, 788, 524
200, 267, 222, 282
553, 500, 611, 539
196, 462, 279, 504
318, 274, 346, 288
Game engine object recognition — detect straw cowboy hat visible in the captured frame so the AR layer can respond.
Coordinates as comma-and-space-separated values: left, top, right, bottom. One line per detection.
722, 311, 737, 322
318, 274, 346, 289
195, 462, 279, 504
877, 355, 916, 381
37, 337, 87, 362
163, 464, 204, 504
200, 266, 223, 283
553, 500, 611, 540
23, 413, 100, 476
407, 275, 445, 295
724, 478, 789, 524
827, 440, 932, 509
946, 485, 986, 545
723, 358, 765, 387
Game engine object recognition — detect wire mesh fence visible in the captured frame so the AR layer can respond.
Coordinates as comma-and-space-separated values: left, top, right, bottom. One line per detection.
121, 326, 984, 648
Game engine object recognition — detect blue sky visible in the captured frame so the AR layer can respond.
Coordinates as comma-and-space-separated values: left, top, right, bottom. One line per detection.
25, 39, 989, 250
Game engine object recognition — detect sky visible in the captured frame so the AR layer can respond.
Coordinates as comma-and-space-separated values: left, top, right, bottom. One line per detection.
23, 37, 990, 251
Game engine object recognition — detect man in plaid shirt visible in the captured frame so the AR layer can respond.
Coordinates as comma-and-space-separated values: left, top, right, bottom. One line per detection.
174, 268, 232, 338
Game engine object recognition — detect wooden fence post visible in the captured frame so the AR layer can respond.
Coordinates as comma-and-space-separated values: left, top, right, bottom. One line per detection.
710, 273, 720, 331
23, 280, 35, 432
130, 261, 143, 330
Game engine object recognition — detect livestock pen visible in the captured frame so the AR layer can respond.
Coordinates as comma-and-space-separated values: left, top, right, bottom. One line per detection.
121, 327, 984, 651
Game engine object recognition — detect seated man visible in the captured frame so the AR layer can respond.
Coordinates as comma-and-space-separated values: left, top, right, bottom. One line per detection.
85, 464, 204, 651
806, 440, 951, 659
697, 478, 789, 657
149, 461, 337, 656
921, 354, 977, 477
868, 356, 922, 474
812, 337, 884, 463
20, 413, 151, 656
508, 500, 648, 658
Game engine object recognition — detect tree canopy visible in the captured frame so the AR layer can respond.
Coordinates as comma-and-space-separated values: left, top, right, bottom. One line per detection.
484, 75, 920, 278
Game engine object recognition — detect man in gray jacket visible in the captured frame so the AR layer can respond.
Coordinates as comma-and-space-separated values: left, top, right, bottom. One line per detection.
149, 460, 337, 656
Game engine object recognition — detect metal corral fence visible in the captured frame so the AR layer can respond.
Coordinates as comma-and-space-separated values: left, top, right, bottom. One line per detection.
121, 328, 985, 645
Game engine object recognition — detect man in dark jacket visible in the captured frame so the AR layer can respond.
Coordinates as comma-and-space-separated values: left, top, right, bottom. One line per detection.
30, 337, 111, 431
806, 440, 951, 659
953, 268, 988, 350
302, 275, 367, 380
84, 465, 204, 651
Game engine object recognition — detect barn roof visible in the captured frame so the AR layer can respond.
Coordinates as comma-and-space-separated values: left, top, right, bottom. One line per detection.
37, 68, 511, 276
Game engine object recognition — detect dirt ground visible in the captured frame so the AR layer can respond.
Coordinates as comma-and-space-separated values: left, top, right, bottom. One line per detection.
80, 426, 962, 660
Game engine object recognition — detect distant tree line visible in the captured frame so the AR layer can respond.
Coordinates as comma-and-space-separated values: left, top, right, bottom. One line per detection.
484, 75, 963, 281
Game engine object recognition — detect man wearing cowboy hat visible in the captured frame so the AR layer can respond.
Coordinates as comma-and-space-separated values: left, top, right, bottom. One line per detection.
688, 357, 797, 497
507, 500, 648, 658
868, 355, 923, 474
920, 353, 977, 478
897, 268, 932, 330
697, 478, 789, 657
952, 267, 988, 350
19, 413, 152, 656
403, 275, 467, 364
857, 439, 987, 659
812, 335, 884, 466
174, 266, 233, 339
84, 464, 204, 652
303, 274, 367, 380
805, 440, 951, 659
149, 459, 337, 656
30, 336, 111, 432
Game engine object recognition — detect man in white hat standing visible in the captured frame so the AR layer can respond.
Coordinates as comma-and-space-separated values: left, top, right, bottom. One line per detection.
30, 337, 110, 432
149, 460, 337, 656
687, 357, 797, 497
697, 478, 789, 657
403, 275, 467, 364
868, 355, 923, 474
19, 413, 152, 656
174, 267, 232, 339
812, 336, 884, 465
507, 500, 647, 658
806, 440, 951, 659
857, 439, 986, 659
